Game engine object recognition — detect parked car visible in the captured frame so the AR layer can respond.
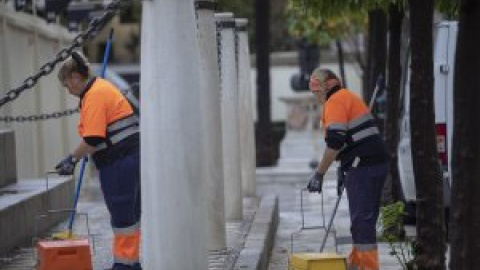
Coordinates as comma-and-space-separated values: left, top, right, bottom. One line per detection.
90, 64, 131, 92
397, 21, 457, 221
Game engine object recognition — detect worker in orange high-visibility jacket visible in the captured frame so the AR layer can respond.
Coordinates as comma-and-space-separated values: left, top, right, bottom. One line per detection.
307, 68, 389, 270
55, 52, 141, 270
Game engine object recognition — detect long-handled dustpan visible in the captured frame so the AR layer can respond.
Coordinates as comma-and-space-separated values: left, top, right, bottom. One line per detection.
289, 168, 348, 270
51, 157, 88, 240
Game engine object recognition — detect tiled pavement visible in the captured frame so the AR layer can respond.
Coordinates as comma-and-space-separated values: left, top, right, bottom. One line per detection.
0, 179, 258, 270
256, 171, 407, 270
1, 167, 427, 270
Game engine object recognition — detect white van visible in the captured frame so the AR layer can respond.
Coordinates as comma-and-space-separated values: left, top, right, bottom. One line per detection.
397, 21, 457, 217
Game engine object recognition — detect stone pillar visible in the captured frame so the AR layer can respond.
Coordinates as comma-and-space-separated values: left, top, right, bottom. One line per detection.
195, 0, 226, 250
141, 1, 208, 269
216, 13, 243, 221
235, 19, 256, 197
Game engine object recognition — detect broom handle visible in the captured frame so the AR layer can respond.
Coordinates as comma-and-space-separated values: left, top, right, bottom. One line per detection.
67, 157, 88, 234
320, 187, 344, 252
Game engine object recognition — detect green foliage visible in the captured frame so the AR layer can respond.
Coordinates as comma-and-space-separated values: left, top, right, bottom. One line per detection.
216, 0, 255, 18
435, 0, 459, 19
288, 0, 407, 17
286, 1, 367, 45
378, 201, 416, 270
119, 1, 142, 24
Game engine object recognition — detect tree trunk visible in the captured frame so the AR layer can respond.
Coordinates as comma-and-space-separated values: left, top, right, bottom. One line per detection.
255, 0, 274, 166
382, 3, 404, 204
449, 1, 480, 269
409, 0, 446, 269
336, 39, 347, 88
363, 9, 387, 103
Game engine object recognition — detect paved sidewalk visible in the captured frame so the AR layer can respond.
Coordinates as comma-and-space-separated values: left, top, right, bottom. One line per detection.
1, 166, 419, 270
0, 179, 261, 270
256, 169, 406, 270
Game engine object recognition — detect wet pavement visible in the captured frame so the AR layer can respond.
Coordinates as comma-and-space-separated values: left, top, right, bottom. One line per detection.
0, 178, 257, 270
256, 171, 408, 270
1, 167, 421, 270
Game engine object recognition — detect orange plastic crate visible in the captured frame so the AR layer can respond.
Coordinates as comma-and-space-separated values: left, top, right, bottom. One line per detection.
36, 238, 92, 270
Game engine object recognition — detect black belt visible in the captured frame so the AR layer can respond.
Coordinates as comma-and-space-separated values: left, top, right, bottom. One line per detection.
342, 155, 388, 170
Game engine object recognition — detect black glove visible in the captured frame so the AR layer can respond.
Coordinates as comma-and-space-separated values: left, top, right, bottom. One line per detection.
55, 154, 79, 175
307, 171, 324, 193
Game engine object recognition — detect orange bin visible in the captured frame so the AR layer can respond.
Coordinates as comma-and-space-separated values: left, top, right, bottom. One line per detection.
36, 238, 92, 270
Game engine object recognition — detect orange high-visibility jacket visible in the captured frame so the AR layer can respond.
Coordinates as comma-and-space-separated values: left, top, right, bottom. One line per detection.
78, 77, 139, 168
322, 87, 388, 168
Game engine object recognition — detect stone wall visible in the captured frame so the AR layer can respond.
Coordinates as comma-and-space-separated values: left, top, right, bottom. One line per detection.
0, 4, 78, 179
0, 129, 16, 188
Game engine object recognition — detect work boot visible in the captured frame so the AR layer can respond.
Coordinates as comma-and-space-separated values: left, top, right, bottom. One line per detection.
104, 263, 132, 270
131, 263, 142, 270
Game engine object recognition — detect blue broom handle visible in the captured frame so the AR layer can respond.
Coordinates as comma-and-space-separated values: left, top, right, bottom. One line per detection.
100, 29, 114, 78
67, 157, 88, 231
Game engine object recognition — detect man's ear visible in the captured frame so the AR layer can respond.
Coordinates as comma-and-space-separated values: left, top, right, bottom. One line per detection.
71, 72, 83, 82
325, 78, 340, 89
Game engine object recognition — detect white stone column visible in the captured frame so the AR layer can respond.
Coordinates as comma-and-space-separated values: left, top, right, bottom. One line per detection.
216, 13, 243, 221
235, 18, 257, 197
195, 0, 226, 250
141, 1, 208, 269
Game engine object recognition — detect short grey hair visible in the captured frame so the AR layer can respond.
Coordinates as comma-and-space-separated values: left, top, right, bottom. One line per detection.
311, 68, 339, 83
57, 51, 92, 83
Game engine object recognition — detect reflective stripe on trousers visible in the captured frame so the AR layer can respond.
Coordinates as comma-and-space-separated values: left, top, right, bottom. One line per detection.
99, 150, 141, 266
348, 244, 379, 270
113, 222, 141, 265
345, 162, 388, 270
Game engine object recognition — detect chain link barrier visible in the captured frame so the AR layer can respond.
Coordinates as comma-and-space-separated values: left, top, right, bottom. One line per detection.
0, 0, 131, 122
234, 23, 239, 75
0, 108, 79, 123
215, 21, 223, 85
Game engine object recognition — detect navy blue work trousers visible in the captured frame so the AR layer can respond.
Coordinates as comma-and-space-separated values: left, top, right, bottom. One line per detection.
99, 150, 141, 229
345, 162, 388, 244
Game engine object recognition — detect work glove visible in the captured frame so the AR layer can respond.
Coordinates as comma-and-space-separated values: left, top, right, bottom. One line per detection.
55, 154, 79, 175
307, 171, 324, 193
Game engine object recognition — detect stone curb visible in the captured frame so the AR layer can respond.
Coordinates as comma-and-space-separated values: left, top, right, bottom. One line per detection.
233, 195, 279, 270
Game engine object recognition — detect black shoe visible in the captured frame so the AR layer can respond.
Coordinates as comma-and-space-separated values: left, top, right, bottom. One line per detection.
131, 263, 142, 270
104, 263, 133, 270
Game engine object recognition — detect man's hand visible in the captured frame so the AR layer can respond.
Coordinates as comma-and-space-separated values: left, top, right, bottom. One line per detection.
307, 171, 324, 193
55, 155, 78, 175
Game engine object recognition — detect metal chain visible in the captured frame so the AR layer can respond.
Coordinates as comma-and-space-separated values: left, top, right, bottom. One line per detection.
0, 108, 79, 122
216, 21, 223, 84
234, 25, 239, 75
0, 0, 131, 115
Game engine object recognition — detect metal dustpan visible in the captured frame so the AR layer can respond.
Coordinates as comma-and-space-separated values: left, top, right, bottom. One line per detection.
289, 169, 348, 270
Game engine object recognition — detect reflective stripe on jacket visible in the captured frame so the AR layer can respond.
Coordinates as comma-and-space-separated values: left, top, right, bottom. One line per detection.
78, 77, 139, 168
322, 88, 387, 167
94, 114, 139, 152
